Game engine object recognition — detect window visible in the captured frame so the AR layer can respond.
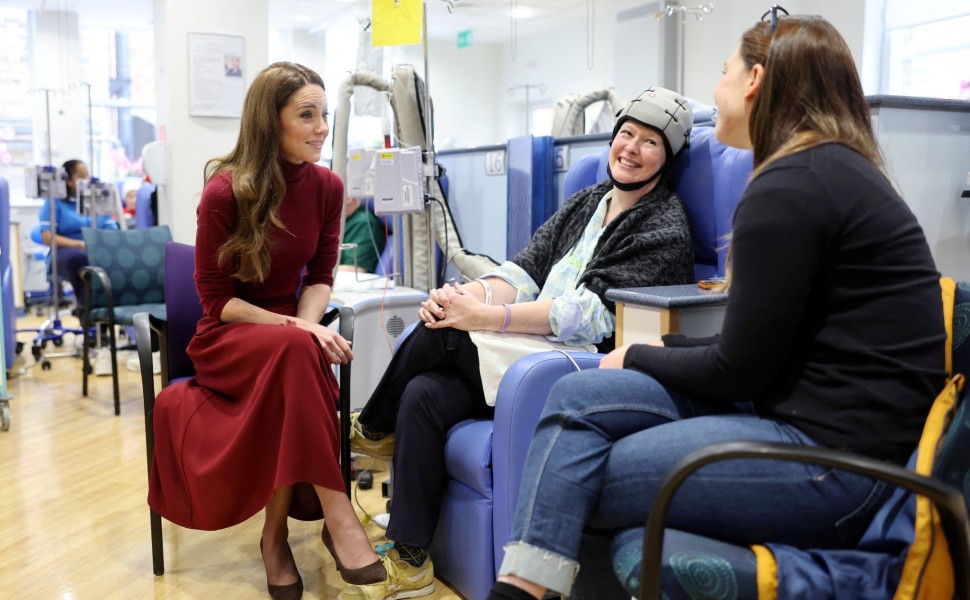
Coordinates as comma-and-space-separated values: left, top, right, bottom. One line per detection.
531, 105, 554, 137
878, 1, 970, 99
0, 9, 156, 199
0, 8, 33, 201
80, 24, 156, 181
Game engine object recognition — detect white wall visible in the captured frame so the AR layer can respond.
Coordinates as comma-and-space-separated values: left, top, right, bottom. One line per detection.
369, 1, 867, 147
153, 0, 269, 244
494, 5, 629, 142
389, 2, 668, 147
873, 105, 970, 281
396, 39, 503, 150
270, 28, 328, 81
260, 2, 872, 151
323, 13, 361, 96
680, 0, 866, 106
30, 11, 88, 165
614, 3, 667, 101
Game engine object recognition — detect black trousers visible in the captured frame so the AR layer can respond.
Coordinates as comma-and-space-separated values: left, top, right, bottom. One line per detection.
56, 246, 89, 310
359, 325, 494, 549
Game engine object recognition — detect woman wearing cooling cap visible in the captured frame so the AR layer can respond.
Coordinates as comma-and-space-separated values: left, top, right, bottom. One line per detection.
338, 87, 695, 599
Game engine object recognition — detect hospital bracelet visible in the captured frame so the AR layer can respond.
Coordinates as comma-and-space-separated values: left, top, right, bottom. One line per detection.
476, 278, 492, 306
500, 303, 512, 333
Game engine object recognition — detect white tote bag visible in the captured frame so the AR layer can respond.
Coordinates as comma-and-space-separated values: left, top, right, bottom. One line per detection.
469, 330, 596, 406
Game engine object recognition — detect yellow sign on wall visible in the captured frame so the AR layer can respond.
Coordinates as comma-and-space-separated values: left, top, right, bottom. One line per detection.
372, 0, 423, 47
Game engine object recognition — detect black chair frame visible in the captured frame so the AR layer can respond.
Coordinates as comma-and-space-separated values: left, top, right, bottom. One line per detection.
78, 265, 124, 415
640, 440, 970, 600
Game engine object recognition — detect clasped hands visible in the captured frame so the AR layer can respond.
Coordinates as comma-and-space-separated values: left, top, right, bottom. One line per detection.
418, 283, 485, 331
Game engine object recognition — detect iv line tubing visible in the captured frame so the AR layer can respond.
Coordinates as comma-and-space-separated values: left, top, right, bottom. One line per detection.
45, 90, 53, 166
422, 0, 435, 291
44, 89, 61, 313
87, 83, 95, 177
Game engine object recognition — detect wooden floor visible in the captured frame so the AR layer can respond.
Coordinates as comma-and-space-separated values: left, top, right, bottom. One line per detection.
0, 311, 463, 599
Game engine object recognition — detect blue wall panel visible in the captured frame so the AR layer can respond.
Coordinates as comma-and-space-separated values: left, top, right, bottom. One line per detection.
506, 135, 555, 259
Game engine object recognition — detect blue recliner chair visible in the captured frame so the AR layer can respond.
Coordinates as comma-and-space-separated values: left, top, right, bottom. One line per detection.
427, 125, 754, 600
134, 182, 157, 229
0, 177, 17, 372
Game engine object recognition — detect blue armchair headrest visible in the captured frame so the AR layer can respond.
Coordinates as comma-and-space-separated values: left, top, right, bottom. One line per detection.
671, 127, 753, 279
135, 182, 157, 228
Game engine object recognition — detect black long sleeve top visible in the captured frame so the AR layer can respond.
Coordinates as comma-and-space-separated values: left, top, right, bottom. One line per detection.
624, 143, 946, 465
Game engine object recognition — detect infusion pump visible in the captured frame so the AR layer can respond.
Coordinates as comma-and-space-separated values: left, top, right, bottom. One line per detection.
25, 166, 127, 230
77, 178, 122, 217
346, 146, 426, 215
24, 165, 67, 200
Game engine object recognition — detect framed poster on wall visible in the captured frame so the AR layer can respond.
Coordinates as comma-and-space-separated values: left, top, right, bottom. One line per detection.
187, 33, 246, 118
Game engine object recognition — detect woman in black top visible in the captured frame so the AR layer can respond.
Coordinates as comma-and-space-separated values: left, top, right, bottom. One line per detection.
486, 13, 946, 600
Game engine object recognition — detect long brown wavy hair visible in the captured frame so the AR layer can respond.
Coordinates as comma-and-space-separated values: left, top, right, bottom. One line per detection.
204, 61, 325, 283
720, 16, 883, 291
743, 15, 882, 175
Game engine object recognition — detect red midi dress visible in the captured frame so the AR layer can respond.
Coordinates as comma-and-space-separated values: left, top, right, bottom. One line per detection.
148, 161, 345, 530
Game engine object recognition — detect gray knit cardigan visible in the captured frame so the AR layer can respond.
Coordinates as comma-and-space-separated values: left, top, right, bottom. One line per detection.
511, 179, 695, 351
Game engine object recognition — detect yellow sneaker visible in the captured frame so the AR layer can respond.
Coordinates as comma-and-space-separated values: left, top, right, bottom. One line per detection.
338, 549, 435, 600
349, 411, 395, 460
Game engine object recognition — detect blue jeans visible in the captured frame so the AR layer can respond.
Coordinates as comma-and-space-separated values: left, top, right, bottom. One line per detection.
499, 369, 886, 596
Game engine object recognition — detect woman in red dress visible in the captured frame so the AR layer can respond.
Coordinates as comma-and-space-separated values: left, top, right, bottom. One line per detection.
148, 62, 399, 600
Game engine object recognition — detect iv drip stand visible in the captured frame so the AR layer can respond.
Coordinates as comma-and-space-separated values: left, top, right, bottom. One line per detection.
26, 89, 85, 370
422, 0, 436, 293
507, 83, 547, 135
85, 82, 95, 177
45, 90, 62, 317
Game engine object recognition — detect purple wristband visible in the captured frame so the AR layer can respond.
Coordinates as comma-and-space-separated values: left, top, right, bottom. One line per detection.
499, 303, 512, 333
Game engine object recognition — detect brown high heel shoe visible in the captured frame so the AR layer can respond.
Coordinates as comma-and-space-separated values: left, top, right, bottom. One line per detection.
321, 525, 387, 585
259, 538, 304, 600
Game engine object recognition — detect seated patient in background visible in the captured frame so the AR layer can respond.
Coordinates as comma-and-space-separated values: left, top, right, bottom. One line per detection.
340, 87, 697, 599
120, 178, 141, 225
487, 12, 947, 600
37, 159, 117, 313
338, 196, 386, 273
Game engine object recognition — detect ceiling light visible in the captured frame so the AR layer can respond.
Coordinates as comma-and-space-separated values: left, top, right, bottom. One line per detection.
294, 14, 311, 22
510, 6, 534, 19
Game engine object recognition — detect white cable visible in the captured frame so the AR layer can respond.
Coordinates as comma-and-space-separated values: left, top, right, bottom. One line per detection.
552, 349, 583, 372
